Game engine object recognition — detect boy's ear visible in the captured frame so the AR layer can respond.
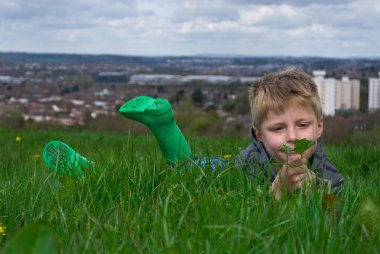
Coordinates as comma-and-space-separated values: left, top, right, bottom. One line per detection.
253, 126, 263, 142
317, 117, 324, 138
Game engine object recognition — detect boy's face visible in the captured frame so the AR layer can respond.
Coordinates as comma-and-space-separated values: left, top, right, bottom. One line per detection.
253, 103, 323, 165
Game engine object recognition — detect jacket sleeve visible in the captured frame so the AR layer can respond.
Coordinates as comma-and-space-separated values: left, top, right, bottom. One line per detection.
313, 152, 345, 193
238, 143, 276, 182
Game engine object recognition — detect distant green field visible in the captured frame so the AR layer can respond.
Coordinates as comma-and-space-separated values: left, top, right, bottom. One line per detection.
0, 128, 379, 253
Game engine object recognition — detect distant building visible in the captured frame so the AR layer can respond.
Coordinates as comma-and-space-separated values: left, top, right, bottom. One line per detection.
313, 70, 336, 116
239, 77, 260, 84
181, 75, 235, 84
313, 71, 360, 116
95, 72, 128, 83
129, 74, 181, 85
369, 72, 380, 112
127, 74, 261, 86
0, 75, 24, 84
335, 76, 360, 110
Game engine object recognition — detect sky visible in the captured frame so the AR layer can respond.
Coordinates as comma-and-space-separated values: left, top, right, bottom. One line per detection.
0, 0, 379, 58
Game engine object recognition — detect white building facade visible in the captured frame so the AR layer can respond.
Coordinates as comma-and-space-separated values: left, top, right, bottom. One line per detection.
335, 76, 360, 110
313, 71, 336, 116
368, 72, 380, 112
313, 71, 360, 116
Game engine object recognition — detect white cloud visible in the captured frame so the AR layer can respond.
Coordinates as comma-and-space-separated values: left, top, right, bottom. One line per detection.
286, 23, 335, 39
180, 18, 241, 33
239, 4, 297, 25
0, 0, 379, 57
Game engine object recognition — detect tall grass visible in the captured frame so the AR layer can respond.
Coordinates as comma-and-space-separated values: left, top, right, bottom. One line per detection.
0, 128, 379, 253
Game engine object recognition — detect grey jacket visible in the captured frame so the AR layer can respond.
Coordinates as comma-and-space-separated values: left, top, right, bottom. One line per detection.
240, 128, 344, 192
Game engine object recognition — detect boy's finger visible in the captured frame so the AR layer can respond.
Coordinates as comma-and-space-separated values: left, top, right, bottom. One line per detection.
280, 163, 308, 176
288, 173, 312, 190
287, 157, 307, 167
288, 173, 306, 185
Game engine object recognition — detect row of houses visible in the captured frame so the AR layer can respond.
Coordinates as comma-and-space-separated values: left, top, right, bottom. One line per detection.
3, 70, 380, 120
0, 75, 24, 84
3, 87, 121, 127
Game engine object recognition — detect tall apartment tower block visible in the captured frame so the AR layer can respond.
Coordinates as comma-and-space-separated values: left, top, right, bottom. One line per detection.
335, 76, 360, 110
368, 72, 380, 112
312, 70, 360, 116
313, 70, 336, 116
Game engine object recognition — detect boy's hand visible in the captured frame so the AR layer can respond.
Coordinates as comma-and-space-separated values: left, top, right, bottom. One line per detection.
270, 156, 316, 200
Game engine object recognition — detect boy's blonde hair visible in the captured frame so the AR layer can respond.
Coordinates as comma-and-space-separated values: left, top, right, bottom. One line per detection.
249, 67, 322, 129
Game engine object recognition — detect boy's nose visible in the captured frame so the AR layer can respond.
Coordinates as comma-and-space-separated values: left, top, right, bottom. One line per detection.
286, 128, 297, 142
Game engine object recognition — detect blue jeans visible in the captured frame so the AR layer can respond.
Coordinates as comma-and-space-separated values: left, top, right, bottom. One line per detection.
184, 155, 239, 171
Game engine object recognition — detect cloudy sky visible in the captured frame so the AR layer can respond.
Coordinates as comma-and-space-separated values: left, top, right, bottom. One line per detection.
0, 0, 379, 57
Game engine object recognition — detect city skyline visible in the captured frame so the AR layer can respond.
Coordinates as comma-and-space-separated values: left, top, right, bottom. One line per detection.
1, 0, 379, 58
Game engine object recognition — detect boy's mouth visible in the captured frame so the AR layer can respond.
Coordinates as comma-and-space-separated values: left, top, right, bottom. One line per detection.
280, 150, 299, 159
281, 147, 295, 153
282, 151, 298, 157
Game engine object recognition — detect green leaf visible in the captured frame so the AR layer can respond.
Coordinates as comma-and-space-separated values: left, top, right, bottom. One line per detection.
282, 144, 294, 153
293, 139, 315, 155
0, 222, 58, 254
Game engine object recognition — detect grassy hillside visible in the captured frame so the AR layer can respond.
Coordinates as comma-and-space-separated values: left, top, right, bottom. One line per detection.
0, 128, 379, 253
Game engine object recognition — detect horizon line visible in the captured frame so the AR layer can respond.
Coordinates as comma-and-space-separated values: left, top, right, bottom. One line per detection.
1, 51, 380, 60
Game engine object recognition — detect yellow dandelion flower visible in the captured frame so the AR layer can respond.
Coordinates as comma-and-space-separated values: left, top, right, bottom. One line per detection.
223, 154, 232, 159
15, 136, 22, 142
0, 225, 6, 235
35, 154, 40, 159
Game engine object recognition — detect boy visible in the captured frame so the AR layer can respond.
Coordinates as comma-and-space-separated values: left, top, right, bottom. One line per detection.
43, 68, 344, 199
241, 68, 344, 199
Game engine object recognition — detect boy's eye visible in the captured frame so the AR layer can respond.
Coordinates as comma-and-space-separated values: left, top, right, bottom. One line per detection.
298, 122, 311, 128
269, 126, 283, 132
